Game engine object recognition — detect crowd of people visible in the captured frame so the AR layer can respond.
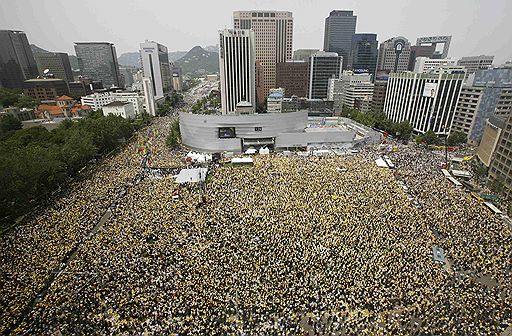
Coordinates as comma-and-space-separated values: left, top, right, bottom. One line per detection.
2, 116, 511, 335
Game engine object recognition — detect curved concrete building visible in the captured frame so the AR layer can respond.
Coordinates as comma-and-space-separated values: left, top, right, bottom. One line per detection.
179, 111, 308, 152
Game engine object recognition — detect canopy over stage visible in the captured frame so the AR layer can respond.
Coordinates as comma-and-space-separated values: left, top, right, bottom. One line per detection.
175, 168, 208, 184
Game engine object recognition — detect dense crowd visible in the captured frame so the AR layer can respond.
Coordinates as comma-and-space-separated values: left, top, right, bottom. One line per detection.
2, 117, 511, 335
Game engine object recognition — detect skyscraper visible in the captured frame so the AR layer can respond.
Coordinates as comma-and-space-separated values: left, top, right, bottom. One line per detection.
219, 29, 256, 115
233, 10, 293, 98
74, 42, 121, 87
308, 51, 342, 99
349, 34, 378, 77
0, 30, 39, 88
276, 61, 309, 98
323, 10, 357, 70
33, 51, 74, 82
377, 36, 411, 73
139, 40, 172, 98
488, 112, 512, 199
384, 69, 465, 134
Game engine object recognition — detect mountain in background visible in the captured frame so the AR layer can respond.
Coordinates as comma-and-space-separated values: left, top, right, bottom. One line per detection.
204, 45, 218, 53
68, 55, 79, 71
30, 44, 49, 54
118, 52, 141, 67
118, 50, 188, 67
174, 46, 219, 76
168, 51, 187, 62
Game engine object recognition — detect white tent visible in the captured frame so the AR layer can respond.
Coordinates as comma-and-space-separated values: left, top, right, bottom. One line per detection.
375, 157, 388, 168
245, 147, 257, 155
232, 157, 253, 165
186, 152, 212, 163
259, 147, 270, 155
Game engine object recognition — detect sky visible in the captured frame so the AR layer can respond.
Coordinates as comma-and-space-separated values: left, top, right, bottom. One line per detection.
1, 0, 511, 64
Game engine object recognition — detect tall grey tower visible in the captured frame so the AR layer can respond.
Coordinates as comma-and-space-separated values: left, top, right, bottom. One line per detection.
323, 10, 357, 70
0, 30, 39, 89
219, 29, 256, 115
233, 10, 293, 99
74, 42, 121, 88
140, 40, 172, 98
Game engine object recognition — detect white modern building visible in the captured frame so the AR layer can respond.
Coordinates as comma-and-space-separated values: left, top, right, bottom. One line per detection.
267, 88, 285, 113
233, 10, 293, 98
112, 91, 144, 116
102, 101, 136, 119
328, 70, 374, 109
142, 77, 157, 116
140, 40, 172, 98
81, 92, 114, 111
414, 57, 457, 73
384, 69, 465, 134
219, 29, 256, 115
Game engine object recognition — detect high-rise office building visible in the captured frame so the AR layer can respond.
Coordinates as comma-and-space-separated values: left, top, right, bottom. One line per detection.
371, 80, 388, 114
276, 61, 309, 98
140, 40, 172, 98
488, 112, 512, 199
323, 10, 357, 70
384, 69, 465, 134
33, 51, 74, 82
219, 29, 256, 115
408, 45, 435, 71
0, 30, 39, 88
74, 42, 121, 88
293, 49, 319, 62
233, 10, 293, 98
328, 70, 374, 109
416, 35, 452, 59
457, 55, 494, 76
308, 51, 342, 99
413, 57, 457, 73
377, 36, 411, 73
348, 34, 378, 77
451, 67, 512, 144
142, 77, 156, 116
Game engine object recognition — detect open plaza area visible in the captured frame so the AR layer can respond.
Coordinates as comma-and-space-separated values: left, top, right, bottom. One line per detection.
1, 117, 511, 335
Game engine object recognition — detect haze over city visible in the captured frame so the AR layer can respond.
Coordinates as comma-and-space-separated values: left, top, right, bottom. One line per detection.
1, 0, 511, 64
1, 0, 512, 335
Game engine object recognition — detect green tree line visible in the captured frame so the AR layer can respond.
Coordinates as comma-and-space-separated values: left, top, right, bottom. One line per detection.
0, 112, 140, 224
165, 119, 181, 148
341, 107, 413, 140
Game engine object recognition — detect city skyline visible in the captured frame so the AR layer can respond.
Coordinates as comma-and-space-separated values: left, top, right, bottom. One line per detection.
0, 0, 511, 65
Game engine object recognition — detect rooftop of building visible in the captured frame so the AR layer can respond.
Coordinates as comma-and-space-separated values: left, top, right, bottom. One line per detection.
56, 95, 74, 101
25, 78, 66, 82
74, 42, 114, 45
103, 101, 131, 107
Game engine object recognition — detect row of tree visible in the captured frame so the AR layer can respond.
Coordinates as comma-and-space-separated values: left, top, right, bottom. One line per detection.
191, 91, 220, 114
157, 92, 184, 116
165, 119, 181, 148
0, 88, 39, 109
0, 112, 146, 225
415, 130, 467, 146
341, 107, 413, 140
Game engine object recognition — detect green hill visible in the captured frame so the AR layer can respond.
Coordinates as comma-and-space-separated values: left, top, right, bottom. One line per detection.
174, 46, 218, 77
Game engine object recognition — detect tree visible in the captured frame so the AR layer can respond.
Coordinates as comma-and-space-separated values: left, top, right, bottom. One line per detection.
166, 119, 181, 148
446, 131, 467, 146
416, 131, 440, 145
395, 121, 413, 140
0, 114, 22, 137
15, 95, 39, 109
0, 88, 21, 107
